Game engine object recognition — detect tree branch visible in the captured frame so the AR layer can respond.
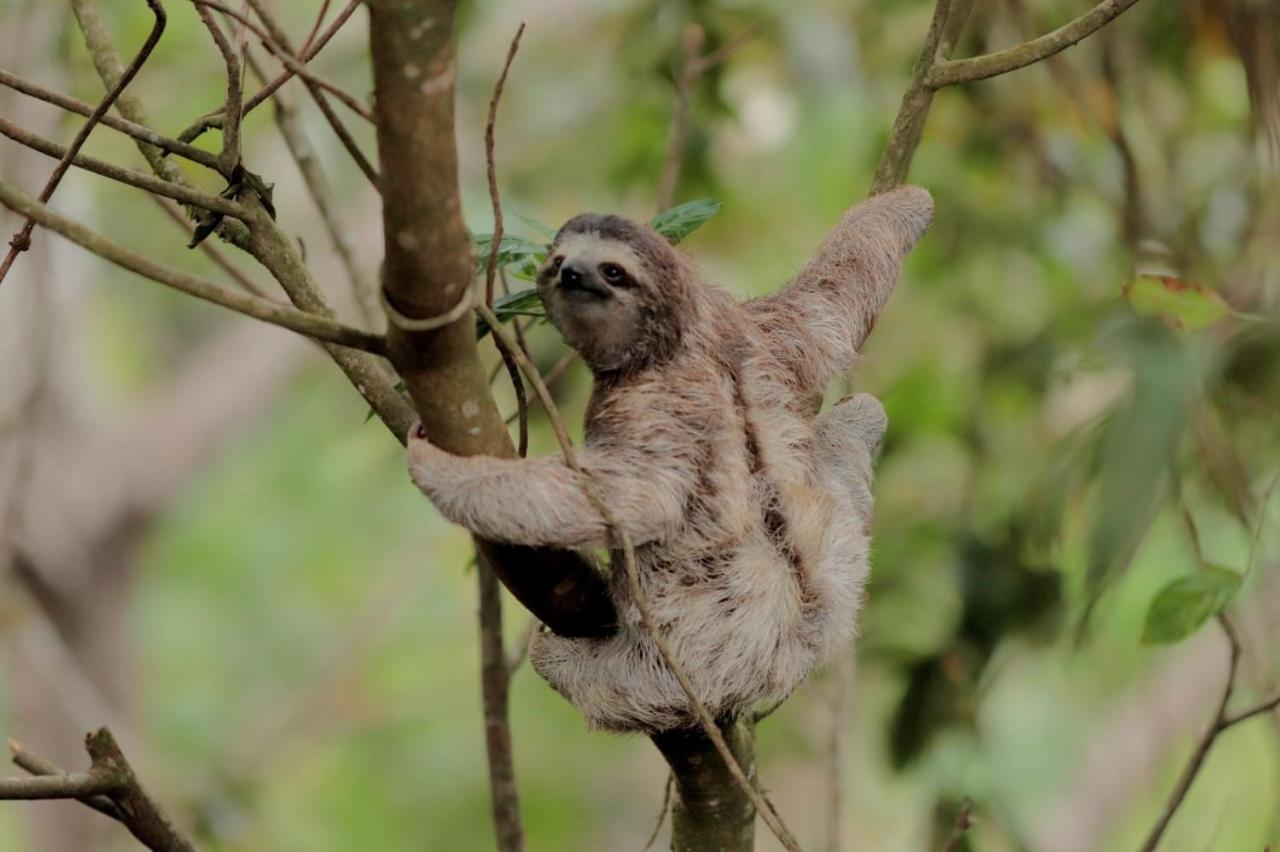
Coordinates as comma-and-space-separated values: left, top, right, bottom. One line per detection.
234, 0, 381, 188
176, 0, 363, 144
249, 44, 380, 327
368, 0, 615, 637
0, 116, 244, 216
69, 0, 251, 248
4, 729, 197, 852
0, 0, 165, 285
192, 2, 243, 173
0, 69, 223, 172
927, 0, 1144, 88
0, 177, 386, 354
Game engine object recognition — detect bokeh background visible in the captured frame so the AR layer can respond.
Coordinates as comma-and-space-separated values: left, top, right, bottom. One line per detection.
1, 0, 1278, 849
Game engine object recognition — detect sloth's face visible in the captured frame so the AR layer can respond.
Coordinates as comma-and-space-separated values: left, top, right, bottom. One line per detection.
537, 230, 658, 373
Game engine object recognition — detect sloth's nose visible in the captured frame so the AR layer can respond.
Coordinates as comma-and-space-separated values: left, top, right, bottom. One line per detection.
559, 260, 586, 288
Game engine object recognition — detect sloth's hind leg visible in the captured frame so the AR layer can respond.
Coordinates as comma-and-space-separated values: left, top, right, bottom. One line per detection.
815, 392, 885, 523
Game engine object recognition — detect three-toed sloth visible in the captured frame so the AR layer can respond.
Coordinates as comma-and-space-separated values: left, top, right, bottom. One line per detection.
408, 186, 933, 732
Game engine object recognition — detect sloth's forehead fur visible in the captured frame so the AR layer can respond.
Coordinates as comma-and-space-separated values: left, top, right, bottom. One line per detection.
550, 213, 677, 284
552, 232, 648, 278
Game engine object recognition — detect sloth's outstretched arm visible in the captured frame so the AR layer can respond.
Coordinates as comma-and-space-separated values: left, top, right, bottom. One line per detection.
407, 431, 689, 549
747, 185, 933, 394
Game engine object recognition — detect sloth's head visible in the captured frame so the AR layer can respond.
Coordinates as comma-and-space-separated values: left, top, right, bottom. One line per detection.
537, 214, 694, 375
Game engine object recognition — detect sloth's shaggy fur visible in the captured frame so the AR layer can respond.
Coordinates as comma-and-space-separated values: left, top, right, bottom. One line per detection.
407, 186, 933, 731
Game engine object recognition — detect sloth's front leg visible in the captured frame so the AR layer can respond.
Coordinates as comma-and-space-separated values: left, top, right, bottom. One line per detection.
406, 425, 687, 550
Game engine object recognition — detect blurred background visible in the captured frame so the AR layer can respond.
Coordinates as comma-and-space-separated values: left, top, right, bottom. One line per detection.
1, 0, 1278, 849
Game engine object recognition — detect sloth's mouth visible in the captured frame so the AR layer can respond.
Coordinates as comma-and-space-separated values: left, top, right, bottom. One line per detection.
558, 276, 612, 300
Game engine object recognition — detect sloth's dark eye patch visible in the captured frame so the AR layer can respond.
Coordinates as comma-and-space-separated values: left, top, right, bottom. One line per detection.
599, 263, 630, 286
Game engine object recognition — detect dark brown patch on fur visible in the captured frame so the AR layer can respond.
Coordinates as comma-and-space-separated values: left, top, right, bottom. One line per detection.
726, 361, 811, 604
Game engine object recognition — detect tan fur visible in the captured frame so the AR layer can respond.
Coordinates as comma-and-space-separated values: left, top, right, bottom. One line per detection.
407, 186, 933, 731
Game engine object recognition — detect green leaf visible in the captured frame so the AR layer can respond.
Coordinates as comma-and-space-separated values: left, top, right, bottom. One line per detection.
473, 233, 547, 280
475, 287, 546, 339
1142, 565, 1242, 645
650, 198, 722, 245
513, 213, 559, 239
1124, 275, 1231, 331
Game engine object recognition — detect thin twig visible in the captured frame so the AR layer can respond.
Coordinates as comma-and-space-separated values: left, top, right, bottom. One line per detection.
940, 798, 975, 852
0, 69, 223, 171
656, 22, 758, 212
193, 0, 373, 123
503, 351, 575, 425
0, 116, 244, 215
657, 23, 704, 213
0, 177, 386, 354
1140, 500, 1280, 850
642, 773, 674, 851
0, 0, 166, 285
192, 2, 243, 172
477, 27, 529, 852
68, 0, 251, 248
483, 24, 530, 458
174, 0, 360, 145
5, 729, 197, 852
7, 742, 123, 821
233, 0, 380, 188
245, 43, 379, 326
504, 616, 539, 679
299, 0, 333, 54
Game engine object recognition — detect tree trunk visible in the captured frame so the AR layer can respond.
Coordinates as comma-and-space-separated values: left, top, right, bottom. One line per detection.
653, 718, 758, 852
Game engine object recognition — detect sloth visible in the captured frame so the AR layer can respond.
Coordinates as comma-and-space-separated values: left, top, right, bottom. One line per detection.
407, 186, 933, 732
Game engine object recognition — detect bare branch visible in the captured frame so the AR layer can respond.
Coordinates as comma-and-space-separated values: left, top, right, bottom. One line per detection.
940, 799, 975, 852
231, 0, 381, 188
300, 0, 334, 54
0, 767, 121, 800
214, 0, 361, 130
198, 0, 374, 124
475, 28, 530, 850
148, 194, 269, 297
657, 23, 704, 213
0, 116, 244, 216
69, 0, 251, 248
192, 3, 243, 172
869, 0, 964, 193
656, 23, 758, 211
0, 0, 166, 285
0, 69, 223, 171
82, 729, 197, 852
0, 177, 386, 354
248, 45, 379, 326
5, 729, 197, 852
927, 0, 1144, 88
7, 742, 123, 821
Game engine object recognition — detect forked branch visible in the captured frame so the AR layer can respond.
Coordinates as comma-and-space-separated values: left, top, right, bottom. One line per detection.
3, 729, 197, 852
0, 178, 386, 354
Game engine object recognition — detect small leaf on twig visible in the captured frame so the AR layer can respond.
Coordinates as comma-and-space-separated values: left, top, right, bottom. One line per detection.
473, 233, 546, 280
475, 287, 546, 339
1124, 275, 1231, 331
650, 198, 722, 245
514, 213, 558, 239
1142, 565, 1242, 644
